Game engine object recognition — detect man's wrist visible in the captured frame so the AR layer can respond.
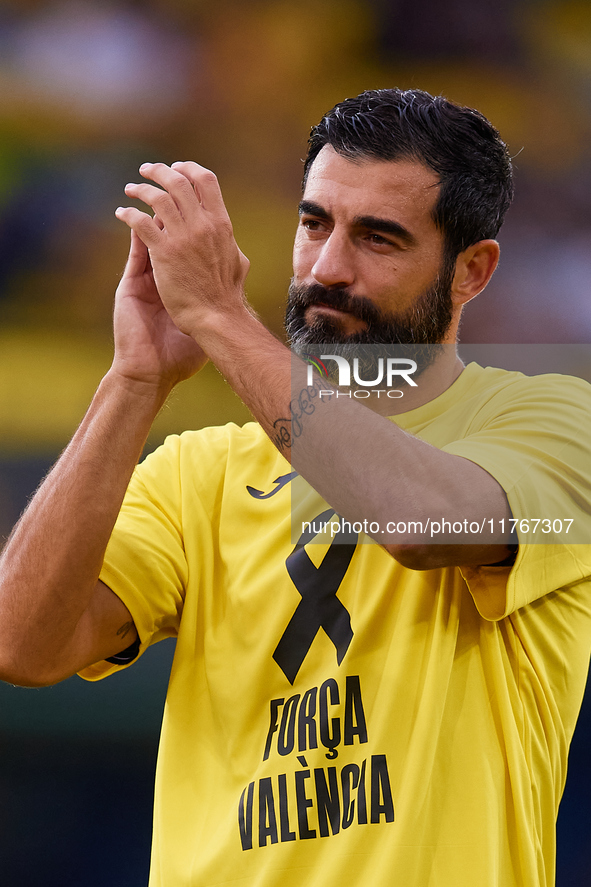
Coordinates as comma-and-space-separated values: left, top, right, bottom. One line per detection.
103, 365, 174, 410
189, 300, 264, 354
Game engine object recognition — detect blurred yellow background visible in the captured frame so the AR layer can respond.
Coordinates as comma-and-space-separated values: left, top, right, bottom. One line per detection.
1, 4, 590, 885
0, 0, 589, 455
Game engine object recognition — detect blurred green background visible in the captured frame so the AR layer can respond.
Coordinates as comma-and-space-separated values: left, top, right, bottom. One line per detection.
0, 1, 590, 884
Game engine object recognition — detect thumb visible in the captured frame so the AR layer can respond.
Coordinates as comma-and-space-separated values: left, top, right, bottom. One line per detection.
123, 230, 150, 278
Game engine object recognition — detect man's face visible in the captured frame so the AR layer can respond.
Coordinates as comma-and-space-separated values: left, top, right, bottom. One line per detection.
286, 147, 456, 351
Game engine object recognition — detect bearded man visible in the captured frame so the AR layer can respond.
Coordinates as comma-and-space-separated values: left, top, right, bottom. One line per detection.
1, 89, 591, 887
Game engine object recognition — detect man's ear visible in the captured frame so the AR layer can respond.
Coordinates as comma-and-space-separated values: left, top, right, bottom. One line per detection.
451, 240, 500, 307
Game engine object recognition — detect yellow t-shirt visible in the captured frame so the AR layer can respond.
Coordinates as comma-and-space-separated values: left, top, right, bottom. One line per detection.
82, 363, 591, 887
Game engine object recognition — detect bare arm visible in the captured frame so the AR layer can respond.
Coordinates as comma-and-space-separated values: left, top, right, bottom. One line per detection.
115, 162, 513, 571
0, 232, 212, 686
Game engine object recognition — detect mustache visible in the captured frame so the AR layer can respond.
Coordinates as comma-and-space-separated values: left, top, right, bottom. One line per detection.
286, 282, 386, 326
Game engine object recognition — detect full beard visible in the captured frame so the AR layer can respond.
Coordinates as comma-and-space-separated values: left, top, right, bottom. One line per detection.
284, 261, 455, 378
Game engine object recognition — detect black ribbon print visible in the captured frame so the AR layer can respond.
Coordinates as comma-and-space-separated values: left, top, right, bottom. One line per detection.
273, 509, 358, 684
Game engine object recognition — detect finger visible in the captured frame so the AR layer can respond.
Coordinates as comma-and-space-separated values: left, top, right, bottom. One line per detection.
126, 230, 151, 275
115, 205, 165, 248
170, 161, 229, 217
138, 162, 205, 222
118, 230, 147, 280
123, 181, 185, 231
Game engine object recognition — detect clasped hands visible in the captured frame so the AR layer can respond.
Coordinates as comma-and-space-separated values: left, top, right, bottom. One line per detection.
115, 161, 250, 343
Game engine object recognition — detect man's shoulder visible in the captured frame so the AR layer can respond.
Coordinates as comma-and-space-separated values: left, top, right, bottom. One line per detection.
178, 420, 268, 446
132, 421, 287, 510
147, 420, 271, 457
145, 421, 285, 480
462, 362, 591, 411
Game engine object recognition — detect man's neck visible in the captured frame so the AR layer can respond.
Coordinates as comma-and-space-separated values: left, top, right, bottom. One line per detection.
365, 345, 465, 416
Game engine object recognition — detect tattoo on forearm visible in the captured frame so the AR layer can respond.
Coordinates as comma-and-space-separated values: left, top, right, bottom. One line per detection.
116, 621, 134, 640
272, 378, 328, 452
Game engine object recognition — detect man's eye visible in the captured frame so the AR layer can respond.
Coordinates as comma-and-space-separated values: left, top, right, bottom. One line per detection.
368, 233, 390, 245
302, 218, 321, 230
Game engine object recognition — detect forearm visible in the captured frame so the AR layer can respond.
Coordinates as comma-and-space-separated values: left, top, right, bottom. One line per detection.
195, 309, 512, 566
0, 370, 169, 685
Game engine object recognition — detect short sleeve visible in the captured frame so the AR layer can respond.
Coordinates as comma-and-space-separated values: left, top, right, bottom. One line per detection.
80, 434, 192, 680
460, 544, 591, 620
446, 373, 591, 618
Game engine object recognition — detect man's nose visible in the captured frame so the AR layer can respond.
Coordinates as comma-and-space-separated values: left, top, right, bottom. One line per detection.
311, 232, 355, 289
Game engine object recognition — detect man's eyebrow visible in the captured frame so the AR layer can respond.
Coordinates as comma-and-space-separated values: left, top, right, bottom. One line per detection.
298, 199, 331, 220
298, 200, 417, 247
